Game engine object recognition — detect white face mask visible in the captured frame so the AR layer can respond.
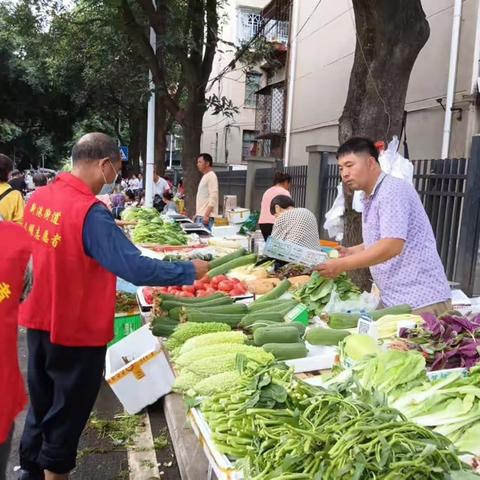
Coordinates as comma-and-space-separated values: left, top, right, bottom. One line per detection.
99, 160, 119, 195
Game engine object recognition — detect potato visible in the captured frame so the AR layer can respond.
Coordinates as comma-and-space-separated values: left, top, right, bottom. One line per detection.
247, 278, 280, 295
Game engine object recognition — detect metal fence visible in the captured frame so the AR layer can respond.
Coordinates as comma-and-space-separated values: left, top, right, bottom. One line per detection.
251, 165, 308, 211
319, 158, 468, 281
216, 170, 247, 213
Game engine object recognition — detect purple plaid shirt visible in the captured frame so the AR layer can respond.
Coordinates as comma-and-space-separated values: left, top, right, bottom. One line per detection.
362, 174, 451, 309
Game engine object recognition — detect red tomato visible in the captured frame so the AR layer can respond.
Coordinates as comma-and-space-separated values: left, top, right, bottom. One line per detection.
144, 290, 153, 304
218, 280, 233, 292
182, 291, 195, 298
182, 285, 196, 293
205, 287, 217, 295
193, 280, 204, 289
158, 287, 168, 293
195, 290, 208, 297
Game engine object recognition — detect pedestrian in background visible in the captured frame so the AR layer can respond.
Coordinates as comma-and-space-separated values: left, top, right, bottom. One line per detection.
194, 153, 218, 231
0, 155, 24, 224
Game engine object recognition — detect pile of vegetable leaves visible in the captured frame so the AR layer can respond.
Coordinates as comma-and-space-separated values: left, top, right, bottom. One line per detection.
293, 271, 360, 316
132, 217, 187, 245
399, 312, 480, 370
121, 207, 160, 222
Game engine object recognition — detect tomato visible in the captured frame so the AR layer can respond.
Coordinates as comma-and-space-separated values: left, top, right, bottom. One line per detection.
193, 280, 204, 289
218, 280, 234, 292
195, 289, 208, 297
182, 291, 195, 298
182, 285, 196, 293
204, 287, 217, 295
158, 287, 168, 293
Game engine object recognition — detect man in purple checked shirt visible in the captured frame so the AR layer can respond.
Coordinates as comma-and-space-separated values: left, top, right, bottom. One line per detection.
317, 137, 451, 315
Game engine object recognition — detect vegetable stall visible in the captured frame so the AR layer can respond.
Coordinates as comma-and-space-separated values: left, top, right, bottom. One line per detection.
110, 208, 480, 479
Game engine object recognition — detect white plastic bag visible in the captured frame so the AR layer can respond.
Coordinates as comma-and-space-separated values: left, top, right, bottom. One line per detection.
323, 183, 345, 241
324, 287, 379, 314
323, 136, 414, 236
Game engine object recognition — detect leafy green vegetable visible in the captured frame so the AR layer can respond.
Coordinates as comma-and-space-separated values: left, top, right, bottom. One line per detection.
293, 271, 360, 317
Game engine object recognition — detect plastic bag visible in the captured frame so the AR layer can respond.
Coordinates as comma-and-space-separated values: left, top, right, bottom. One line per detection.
323, 136, 414, 235
324, 287, 379, 314
239, 211, 259, 235
324, 183, 345, 241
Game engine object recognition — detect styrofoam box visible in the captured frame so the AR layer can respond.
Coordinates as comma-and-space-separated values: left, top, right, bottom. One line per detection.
285, 343, 337, 373
227, 208, 250, 224
105, 325, 175, 414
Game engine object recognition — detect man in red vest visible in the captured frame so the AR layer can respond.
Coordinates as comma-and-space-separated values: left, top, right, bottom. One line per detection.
0, 222, 31, 480
18, 133, 208, 480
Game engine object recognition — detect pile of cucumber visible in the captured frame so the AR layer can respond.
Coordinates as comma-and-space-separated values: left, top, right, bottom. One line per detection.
207, 248, 257, 278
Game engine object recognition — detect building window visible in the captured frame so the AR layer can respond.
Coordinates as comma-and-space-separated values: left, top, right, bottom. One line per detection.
244, 72, 262, 107
237, 7, 263, 43
242, 130, 258, 159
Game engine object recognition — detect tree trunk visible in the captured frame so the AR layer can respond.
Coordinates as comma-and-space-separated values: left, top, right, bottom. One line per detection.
181, 103, 204, 218
338, 0, 429, 291
129, 111, 141, 175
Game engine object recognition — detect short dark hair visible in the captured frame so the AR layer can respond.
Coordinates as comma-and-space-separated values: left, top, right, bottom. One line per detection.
273, 171, 291, 186
33, 173, 47, 187
72, 132, 120, 164
125, 189, 135, 201
337, 137, 379, 162
163, 191, 173, 201
0, 154, 13, 182
270, 194, 295, 215
197, 153, 213, 166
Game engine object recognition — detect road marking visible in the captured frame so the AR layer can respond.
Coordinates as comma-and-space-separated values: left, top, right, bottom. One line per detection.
127, 411, 160, 479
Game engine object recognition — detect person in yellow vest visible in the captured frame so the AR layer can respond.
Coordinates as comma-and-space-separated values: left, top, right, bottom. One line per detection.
0, 154, 24, 224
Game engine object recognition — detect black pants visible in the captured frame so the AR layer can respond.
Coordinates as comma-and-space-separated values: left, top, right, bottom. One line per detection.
20, 330, 106, 474
0, 427, 13, 480
259, 223, 273, 241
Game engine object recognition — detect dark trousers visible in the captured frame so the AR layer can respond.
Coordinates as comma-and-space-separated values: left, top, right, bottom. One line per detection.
0, 427, 13, 480
20, 330, 106, 474
259, 223, 273, 241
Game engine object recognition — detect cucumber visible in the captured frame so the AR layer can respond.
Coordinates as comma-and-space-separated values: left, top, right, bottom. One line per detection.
328, 304, 412, 329
150, 316, 179, 337
254, 326, 300, 346
157, 292, 226, 303
184, 311, 245, 327
249, 321, 307, 336
262, 342, 308, 361
207, 254, 257, 278
248, 299, 295, 312
305, 327, 350, 346
251, 279, 292, 304
239, 311, 286, 328
208, 248, 246, 269
160, 296, 233, 311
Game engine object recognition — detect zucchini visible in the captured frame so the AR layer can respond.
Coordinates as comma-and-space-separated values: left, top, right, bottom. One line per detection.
208, 248, 246, 269
247, 301, 298, 316
180, 303, 248, 321
254, 326, 300, 346
239, 311, 286, 328
328, 304, 412, 329
150, 316, 179, 337
251, 279, 291, 304
184, 311, 245, 327
160, 296, 233, 311
207, 254, 257, 278
248, 299, 295, 312
262, 342, 308, 360
249, 321, 306, 336
157, 292, 226, 304
305, 327, 350, 346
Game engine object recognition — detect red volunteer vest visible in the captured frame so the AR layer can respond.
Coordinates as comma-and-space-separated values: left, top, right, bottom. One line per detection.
0, 222, 30, 442
19, 173, 116, 347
